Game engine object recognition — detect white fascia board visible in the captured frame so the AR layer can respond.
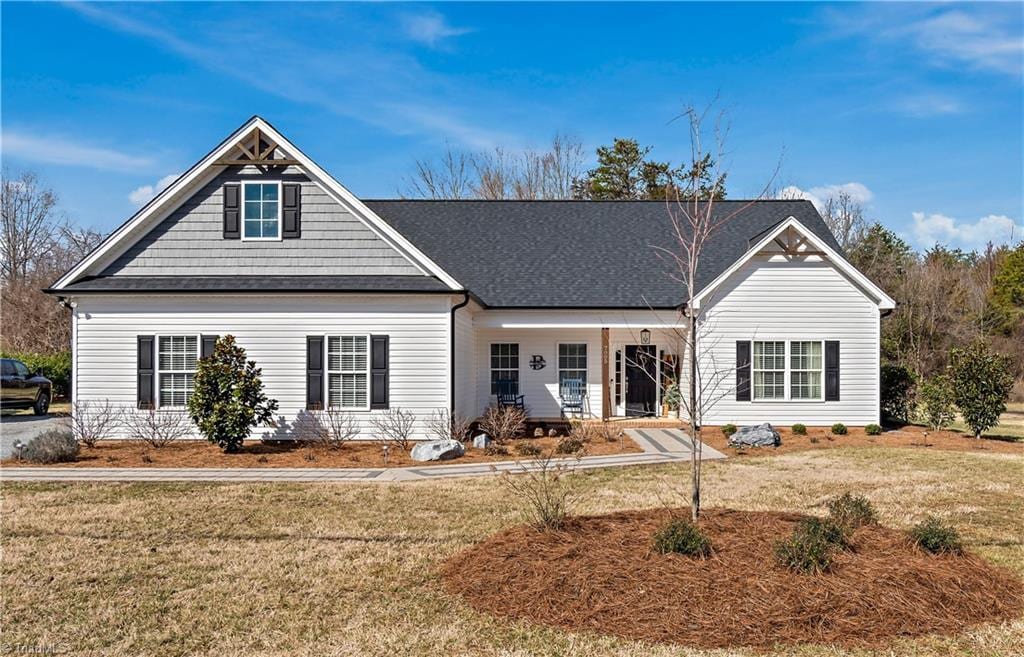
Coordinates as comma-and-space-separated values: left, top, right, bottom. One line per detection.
474, 309, 685, 329
52, 117, 462, 291
690, 216, 896, 311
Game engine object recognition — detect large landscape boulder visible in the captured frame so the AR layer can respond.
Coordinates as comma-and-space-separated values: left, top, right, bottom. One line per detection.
728, 423, 781, 448
411, 439, 466, 462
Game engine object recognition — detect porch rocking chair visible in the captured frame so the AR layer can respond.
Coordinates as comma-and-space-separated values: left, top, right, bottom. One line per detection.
495, 379, 525, 411
559, 378, 586, 419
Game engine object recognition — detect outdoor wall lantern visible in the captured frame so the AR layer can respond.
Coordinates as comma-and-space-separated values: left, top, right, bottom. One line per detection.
640, 328, 651, 345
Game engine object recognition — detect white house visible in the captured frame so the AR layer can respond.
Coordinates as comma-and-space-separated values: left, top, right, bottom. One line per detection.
48, 117, 895, 439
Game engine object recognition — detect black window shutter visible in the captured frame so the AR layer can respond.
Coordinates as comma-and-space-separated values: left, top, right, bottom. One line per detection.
201, 335, 218, 360
137, 335, 155, 409
306, 336, 324, 410
825, 341, 840, 401
282, 183, 301, 238
736, 341, 751, 401
223, 183, 241, 239
370, 335, 390, 409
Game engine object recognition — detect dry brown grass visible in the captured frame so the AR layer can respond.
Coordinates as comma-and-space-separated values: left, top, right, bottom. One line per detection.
1, 434, 640, 468
2, 448, 1022, 656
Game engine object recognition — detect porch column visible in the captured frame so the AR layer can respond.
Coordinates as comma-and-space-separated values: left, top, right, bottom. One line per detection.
601, 327, 610, 420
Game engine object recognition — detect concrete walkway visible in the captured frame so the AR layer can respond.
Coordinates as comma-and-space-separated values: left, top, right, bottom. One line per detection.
0, 428, 724, 483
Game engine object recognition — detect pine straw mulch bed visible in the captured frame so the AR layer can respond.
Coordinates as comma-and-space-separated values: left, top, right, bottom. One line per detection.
701, 424, 1024, 458
1, 434, 640, 468
441, 508, 1024, 650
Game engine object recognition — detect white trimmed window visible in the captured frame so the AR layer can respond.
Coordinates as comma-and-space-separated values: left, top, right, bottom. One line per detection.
242, 181, 281, 240
490, 343, 519, 395
158, 335, 198, 407
327, 335, 369, 409
558, 343, 587, 387
752, 341, 786, 400
790, 341, 823, 400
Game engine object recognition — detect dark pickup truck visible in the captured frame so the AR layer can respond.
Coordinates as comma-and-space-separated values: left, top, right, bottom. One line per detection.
0, 358, 51, 415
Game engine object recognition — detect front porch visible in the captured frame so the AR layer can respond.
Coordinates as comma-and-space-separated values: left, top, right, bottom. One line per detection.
467, 310, 686, 422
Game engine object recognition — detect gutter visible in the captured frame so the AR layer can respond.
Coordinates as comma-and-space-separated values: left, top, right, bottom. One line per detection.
450, 292, 471, 414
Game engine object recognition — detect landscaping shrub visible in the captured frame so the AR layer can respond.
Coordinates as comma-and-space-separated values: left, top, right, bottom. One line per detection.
865, 423, 882, 436
653, 518, 712, 557
426, 408, 472, 442
663, 383, 681, 412
830, 422, 848, 435
0, 350, 71, 398
123, 408, 193, 448
791, 423, 807, 435
949, 343, 1014, 438
311, 406, 360, 449
827, 493, 877, 531
917, 374, 956, 431
69, 399, 123, 447
721, 423, 737, 437
497, 454, 581, 530
22, 428, 79, 464
515, 442, 542, 457
880, 363, 916, 423
479, 405, 527, 443
555, 437, 584, 454
485, 444, 510, 456
909, 516, 963, 555
371, 408, 417, 451
774, 517, 848, 574
187, 335, 278, 452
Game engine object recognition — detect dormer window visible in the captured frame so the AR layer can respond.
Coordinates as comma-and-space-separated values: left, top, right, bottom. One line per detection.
242, 181, 281, 240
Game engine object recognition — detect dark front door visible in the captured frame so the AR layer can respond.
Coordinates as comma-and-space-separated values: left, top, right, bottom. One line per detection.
625, 345, 657, 416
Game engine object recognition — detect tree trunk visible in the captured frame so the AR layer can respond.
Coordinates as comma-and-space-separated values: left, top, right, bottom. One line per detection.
689, 310, 700, 521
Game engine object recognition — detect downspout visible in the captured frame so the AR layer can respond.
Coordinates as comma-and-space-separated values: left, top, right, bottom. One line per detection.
450, 292, 471, 414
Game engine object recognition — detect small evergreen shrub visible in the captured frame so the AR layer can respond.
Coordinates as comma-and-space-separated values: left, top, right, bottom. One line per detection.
774, 517, 848, 573
949, 343, 1014, 438
830, 422, 848, 435
653, 518, 712, 557
555, 437, 584, 454
515, 442, 542, 457
827, 493, 877, 531
865, 423, 882, 436
721, 423, 737, 437
22, 429, 79, 464
791, 423, 807, 435
880, 363, 917, 423
909, 516, 963, 555
917, 374, 957, 431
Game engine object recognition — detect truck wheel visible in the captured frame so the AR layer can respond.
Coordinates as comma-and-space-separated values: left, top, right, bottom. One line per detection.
33, 391, 50, 416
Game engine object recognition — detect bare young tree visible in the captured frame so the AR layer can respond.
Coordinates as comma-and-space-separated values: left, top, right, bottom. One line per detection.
653, 102, 779, 520
1, 170, 63, 282
404, 145, 475, 199
819, 190, 868, 251
370, 408, 417, 451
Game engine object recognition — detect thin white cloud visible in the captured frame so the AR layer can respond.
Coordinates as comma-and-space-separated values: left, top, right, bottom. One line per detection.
891, 93, 965, 118
129, 173, 180, 206
400, 11, 472, 48
64, 3, 512, 150
1, 131, 152, 172
911, 212, 1024, 250
778, 182, 874, 212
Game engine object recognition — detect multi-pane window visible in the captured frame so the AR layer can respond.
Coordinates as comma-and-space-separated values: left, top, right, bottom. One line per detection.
490, 343, 519, 395
158, 335, 198, 407
558, 343, 587, 387
752, 341, 786, 400
790, 341, 823, 400
327, 336, 369, 409
242, 182, 280, 240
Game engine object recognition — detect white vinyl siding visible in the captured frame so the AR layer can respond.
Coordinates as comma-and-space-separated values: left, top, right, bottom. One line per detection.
72, 294, 451, 439
327, 335, 369, 410
157, 335, 197, 407
699, 254, 881, 426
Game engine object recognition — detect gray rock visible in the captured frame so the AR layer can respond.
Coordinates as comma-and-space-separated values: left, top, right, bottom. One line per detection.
411, 439, 466, 462
728, 423, 781, 448
472, 433, 491, 449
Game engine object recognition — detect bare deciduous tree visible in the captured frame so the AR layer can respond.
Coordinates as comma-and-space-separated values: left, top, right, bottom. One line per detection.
1, 170, 63, 282
819, 191, 868, 252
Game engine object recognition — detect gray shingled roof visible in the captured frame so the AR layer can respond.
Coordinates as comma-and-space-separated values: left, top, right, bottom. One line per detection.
366, 199, 839, 308
53, 275, 451, 294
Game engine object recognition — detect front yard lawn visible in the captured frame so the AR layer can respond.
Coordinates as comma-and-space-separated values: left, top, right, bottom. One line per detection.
3, 447, 1022, 656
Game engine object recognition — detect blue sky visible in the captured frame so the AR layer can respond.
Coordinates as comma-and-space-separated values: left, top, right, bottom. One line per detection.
2, 1, 1022, 251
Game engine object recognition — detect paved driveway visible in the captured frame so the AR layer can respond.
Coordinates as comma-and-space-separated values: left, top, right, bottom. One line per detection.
0, 414, 64, 458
